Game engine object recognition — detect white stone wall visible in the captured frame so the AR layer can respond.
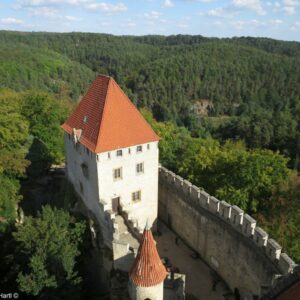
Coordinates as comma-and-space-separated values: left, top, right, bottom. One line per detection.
64, 133, 159, 233
97, 141, 159, 230
64, 133, 102, 222
129, 281, 164, 300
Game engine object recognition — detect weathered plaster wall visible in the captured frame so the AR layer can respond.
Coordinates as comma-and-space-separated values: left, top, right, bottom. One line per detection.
158, 166, 297, 297
64, 132, 158, 250
64, 133, 115, 248
97, 141, 159, 230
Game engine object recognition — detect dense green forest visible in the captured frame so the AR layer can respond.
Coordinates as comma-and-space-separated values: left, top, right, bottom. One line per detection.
0, 31, 300, 298
0, 31, 299, 169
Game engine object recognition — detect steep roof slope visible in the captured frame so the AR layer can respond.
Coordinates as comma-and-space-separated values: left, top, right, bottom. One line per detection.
129, 226, 167, 287
61, 75, 159, 153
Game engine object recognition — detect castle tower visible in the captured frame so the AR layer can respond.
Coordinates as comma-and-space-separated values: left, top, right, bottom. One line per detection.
61, 75, 160, 239
129, 223, 167, 300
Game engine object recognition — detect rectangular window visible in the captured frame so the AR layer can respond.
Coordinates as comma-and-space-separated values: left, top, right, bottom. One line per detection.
136, 162, 144, 174
86, 148, 90, 156
132, 190, 141, 202
128, 148, 131, 154
147, 144, 150, 150
97, 155, 99, 162
108, 152, 111, 159
136, 145, 142, 153
113, 167, 122, 180
116, 150, 123, 157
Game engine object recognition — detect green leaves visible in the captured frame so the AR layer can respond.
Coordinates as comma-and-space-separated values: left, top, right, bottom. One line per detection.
146, 110, 291, 213
0, 42, 94, 101
21, 92, 69, 166
13, 205, 85, 296
0, 90, 69, 232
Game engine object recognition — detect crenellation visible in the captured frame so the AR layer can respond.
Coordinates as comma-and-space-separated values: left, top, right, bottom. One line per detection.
219, 200, 231, 220
208, 196, 220, 213
190, 185, 200, 202
174, 175, 184, 189
230, 205, 244, 226
278, 253, 297, 274
182, 179, 192, 194
266, 238, 282, 260
242, 214, 256, 236
199, 190, 210, 207
160, 167, 296, 273
166, 171, 176, 184
253, 226, 268, 247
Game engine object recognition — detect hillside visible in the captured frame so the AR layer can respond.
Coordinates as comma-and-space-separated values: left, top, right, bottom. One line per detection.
0, 41, 95, 100
0, 32, 300, 297
0, 31, 299, 169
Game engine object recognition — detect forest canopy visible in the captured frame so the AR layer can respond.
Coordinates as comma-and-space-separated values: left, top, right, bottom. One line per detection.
0, 31, 299, 170
0, 31, 299, 279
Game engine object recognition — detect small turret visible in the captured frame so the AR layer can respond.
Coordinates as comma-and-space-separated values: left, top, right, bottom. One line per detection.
129, 223, 167, 300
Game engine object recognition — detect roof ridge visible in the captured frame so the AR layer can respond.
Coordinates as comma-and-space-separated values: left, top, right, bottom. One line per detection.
110, 78, 160, 141
95, 76, 112, 151
61, 75, 159, 154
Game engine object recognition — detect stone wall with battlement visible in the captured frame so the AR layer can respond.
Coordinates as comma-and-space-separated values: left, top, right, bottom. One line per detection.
158, 166, 297, 297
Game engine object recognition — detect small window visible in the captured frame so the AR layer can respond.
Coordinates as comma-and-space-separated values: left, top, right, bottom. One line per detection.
136, 162, 144, 174
132, 190, 141, 202
97, 154, 99, 162
113, 167, 122, 180
81, 163, 89, 178
86, 148, 90, 156
108, 152, 111, 159
68, 134, 71, 140
116, 150, 123, 157
147, 144, 150, 150
128, 148, 131, 154
136, 145, 142, 153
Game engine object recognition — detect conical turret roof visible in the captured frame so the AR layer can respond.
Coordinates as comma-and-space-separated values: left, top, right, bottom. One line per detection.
129, 226, 167, 287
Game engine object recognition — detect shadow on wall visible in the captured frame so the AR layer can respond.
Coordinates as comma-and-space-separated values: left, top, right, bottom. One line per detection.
158, 166, 297, 298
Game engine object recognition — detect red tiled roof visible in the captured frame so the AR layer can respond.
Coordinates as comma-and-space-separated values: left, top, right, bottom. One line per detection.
61, 75, 159, 153
129, 227, 167, 287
